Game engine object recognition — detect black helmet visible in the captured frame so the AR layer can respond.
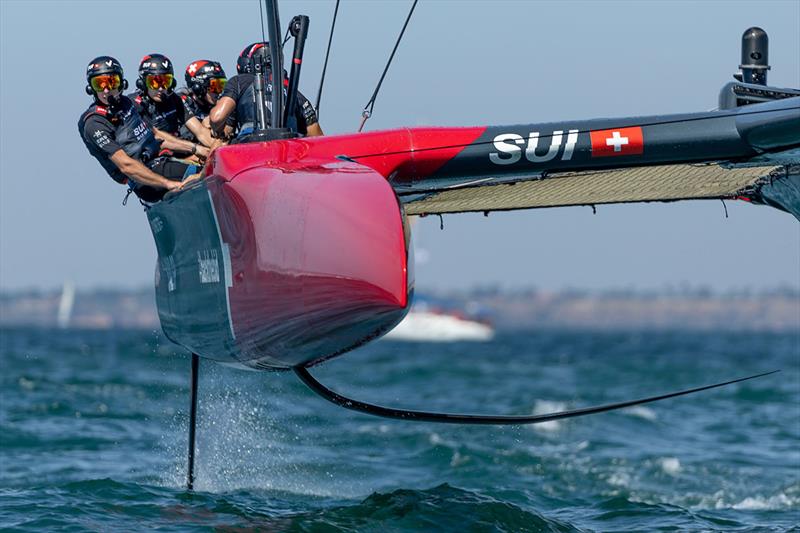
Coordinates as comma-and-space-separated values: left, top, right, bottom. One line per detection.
136, 53, 176, 91
85, 56, 127, 95
237, 42, 270, 74
185, 59, 226, 95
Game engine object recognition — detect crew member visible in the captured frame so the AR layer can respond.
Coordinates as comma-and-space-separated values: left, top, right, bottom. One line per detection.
176, 59, 231, 145
129, 54, 209, 159
209, 42, 323, 140
78, 56, 191, 203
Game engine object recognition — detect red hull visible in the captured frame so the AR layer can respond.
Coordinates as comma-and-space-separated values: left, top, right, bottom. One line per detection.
149, 127, 485, 369
211, 159, 410, 368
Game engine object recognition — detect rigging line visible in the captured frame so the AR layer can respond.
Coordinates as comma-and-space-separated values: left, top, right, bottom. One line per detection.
315, 0, 340, 118
295, 367, 779, 425
258, 0, 266, 44
344, 104, 800, 160
358, 0, 419, 132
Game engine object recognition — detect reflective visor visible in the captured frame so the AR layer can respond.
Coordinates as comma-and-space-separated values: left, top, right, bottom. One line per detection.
208, 77, 227, 94
146, 73, 174, 90
90, 74, 121, 92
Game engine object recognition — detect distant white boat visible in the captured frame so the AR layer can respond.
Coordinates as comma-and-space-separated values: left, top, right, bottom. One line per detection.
384, 310, 494, 342
57, 281, 75, 329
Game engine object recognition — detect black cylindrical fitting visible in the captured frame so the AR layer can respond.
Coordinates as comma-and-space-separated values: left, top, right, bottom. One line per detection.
253, 60, 270, 133
740, 27, 769, 85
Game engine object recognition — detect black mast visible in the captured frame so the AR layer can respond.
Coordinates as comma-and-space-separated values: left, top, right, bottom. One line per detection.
265, 0, 284, 129
248, 0, 297, 141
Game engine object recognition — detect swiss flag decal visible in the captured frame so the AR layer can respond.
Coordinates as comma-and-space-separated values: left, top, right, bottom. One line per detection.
590, 126, 644, 157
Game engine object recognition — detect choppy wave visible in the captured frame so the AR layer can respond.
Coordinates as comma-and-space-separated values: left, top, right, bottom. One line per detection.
1, 328, 798, 531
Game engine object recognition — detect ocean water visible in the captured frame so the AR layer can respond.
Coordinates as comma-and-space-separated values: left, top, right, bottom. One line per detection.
1, 327, 798, 532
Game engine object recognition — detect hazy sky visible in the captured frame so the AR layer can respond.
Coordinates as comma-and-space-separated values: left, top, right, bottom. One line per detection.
1, 0, 798, 292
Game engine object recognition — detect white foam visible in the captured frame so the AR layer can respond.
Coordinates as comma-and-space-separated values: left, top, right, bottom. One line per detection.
530, 400, 568, 433
450, 450, 470, 467
625, 406, 658, 421
658, 457, 681, 475
428, 432, 458, 448
18, 377, 35, 390
731, 493, 794, 510
355, 423, 391, 435
607, 471, 631, 488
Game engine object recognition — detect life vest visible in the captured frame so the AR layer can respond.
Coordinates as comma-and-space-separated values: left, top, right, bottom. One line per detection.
132, 91, 184, 135
78, 96, 161, 184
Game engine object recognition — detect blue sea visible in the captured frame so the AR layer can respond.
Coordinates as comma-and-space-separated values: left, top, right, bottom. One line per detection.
1, 328, 798, 531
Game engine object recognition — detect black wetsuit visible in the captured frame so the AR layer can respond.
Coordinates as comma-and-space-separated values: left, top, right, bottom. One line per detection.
220, 73, 318, 136
78, 95, 187, 202
129, 90, 187, 136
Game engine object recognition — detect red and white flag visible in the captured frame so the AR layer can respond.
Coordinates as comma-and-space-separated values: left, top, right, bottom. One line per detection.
590, 126, 644, 157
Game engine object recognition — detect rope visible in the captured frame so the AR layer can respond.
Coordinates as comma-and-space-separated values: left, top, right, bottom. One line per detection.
358, 0, 419, 132
315, 0, 340, 118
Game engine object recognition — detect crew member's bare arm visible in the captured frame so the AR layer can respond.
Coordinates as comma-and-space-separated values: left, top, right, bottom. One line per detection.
184, 117, 224, 150
202, 116, 234, 140
306, 123, 324, 137
210, 96, 236, 137
152, 128, 210, 158
109, 150, 182, 190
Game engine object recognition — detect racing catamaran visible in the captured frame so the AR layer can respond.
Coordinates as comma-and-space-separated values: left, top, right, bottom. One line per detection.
143, 1, 798, 488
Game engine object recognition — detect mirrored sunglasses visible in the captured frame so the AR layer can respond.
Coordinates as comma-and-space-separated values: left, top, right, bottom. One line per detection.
146, 74, 174, 90
208, 77, 227, 94
90, 74, 121, 92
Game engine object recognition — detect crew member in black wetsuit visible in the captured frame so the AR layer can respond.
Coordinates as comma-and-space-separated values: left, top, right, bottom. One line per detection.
129, 54, 209, 160
209, 42, 323, 140
78, 56, 192, 203
176, 59, 231, 146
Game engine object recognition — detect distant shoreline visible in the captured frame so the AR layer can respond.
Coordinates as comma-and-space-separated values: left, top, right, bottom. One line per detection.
2, 286, 797, 332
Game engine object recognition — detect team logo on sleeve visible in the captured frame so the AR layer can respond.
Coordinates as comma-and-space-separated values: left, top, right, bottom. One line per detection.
93, 130, 111, 148
590, 127, 644, 157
